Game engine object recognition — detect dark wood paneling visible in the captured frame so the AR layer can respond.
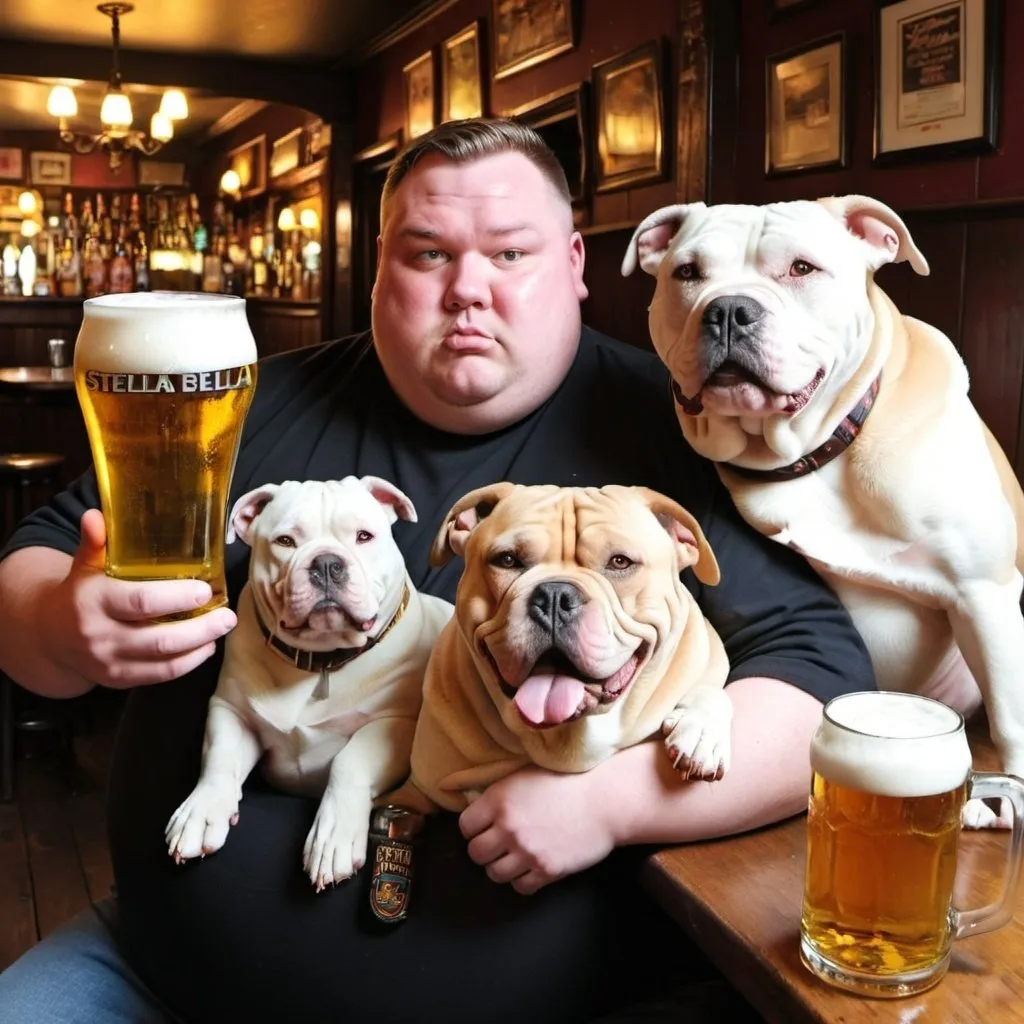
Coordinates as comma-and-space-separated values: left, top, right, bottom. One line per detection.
0, 801, 35, 971
581, 227, 657, 352
247, 301, 323, 358
0, 299, 83, 367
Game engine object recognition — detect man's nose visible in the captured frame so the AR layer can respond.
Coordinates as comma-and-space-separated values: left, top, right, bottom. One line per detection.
444, 254, 493, 311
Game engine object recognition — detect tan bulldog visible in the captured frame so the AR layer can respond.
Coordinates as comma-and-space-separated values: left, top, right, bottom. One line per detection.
622, 196, 1024, 826
392, 482, 731, 813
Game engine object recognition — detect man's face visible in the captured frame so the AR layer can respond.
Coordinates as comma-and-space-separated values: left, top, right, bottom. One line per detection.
371, 151, 589, 434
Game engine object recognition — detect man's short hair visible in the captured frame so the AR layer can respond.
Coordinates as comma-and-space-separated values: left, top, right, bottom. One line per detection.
380, 118, 572, 225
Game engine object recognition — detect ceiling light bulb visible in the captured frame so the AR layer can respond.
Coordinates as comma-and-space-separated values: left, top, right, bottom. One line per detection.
220, 169, 241, 195
47, 84, 79, 119
159, 89, 189, 120
17, 191, 38, 215
20, 220, 40, 238
100, 88, 133, 130
150, 111, 174, 142
299, 209, 319, 230
277, 207, 297, 231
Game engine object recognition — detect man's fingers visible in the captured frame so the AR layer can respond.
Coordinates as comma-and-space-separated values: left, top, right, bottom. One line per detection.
75, 509, 107, 570
458, 798, 493, 840
106, 642, 221, 689
117, 609, 237, 662
101, 579, 217, 622
466, 829, 507, 867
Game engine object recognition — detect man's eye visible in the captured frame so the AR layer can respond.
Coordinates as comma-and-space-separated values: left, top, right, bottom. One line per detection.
274, 535, 296, 548
356, 530, 374, 544
491, 551, 523, 570
418, 249, 446, 262
790, 259, 818, 277
673, 263, 699, 281
606, 553, 635, 571
498, 249, 523, 263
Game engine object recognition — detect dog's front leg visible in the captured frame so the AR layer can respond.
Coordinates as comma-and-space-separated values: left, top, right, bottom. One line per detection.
662, 685, 733, 782
165, 697, 263, 862
303, 715, 416, 892
948, 575, 1024, 829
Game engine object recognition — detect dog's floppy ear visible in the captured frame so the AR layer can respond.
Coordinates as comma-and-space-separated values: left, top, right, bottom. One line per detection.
818, 195, 930, 276
430, 482, 518, 566
621, 203, 705, 278
359, 475, 418, 525
634, 487, 720, 586
227, 484, 280, 546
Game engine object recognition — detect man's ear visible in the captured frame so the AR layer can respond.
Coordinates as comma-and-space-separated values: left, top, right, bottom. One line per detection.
429, 482, 518, 566
227, 484, 280, 546
817, 195, 930, 275
359, 475, 417, 524
632, 487, 720, 585
621, 203, 705, 278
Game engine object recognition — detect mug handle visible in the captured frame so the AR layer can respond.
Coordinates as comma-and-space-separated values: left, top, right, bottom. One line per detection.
954, 771, 1024, 939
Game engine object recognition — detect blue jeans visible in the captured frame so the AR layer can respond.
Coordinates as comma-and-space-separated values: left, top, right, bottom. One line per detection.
0, 896, 177, 1024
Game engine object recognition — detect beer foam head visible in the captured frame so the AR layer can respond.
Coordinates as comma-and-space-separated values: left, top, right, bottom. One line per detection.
76, 292, 257, 373
810, 692, 971, 798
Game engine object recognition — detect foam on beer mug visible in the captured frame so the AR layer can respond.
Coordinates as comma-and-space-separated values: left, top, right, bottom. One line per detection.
76, 292, 256, 372
811, 692, 971, 798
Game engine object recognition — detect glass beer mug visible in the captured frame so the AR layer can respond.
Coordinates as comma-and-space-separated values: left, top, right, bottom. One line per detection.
800, 691, 1024, 998
74, 292, 257, 617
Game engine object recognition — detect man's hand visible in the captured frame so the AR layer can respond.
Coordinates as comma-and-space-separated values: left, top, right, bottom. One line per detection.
38, 509, 236, 690
458, 765, 615, 895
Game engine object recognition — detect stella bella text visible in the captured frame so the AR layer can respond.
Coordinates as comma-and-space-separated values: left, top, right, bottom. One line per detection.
83, 365, 253, 394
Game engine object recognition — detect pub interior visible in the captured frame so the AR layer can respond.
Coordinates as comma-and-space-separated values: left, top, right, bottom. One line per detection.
2, 0, 1024, 1021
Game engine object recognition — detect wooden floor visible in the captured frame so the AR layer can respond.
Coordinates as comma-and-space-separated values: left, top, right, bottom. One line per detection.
0, 688, 122, 972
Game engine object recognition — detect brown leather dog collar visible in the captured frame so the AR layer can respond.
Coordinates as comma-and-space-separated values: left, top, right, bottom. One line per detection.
256, 583, 411, 674
725, 373, 881, 483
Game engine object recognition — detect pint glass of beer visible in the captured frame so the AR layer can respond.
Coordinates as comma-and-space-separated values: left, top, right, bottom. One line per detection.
74, 292, 257, 616
800, 691, 1024, 998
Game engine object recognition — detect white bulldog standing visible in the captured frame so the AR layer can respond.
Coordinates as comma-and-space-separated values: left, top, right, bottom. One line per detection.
165, 477, 452, 889
622, 196, 1024, 826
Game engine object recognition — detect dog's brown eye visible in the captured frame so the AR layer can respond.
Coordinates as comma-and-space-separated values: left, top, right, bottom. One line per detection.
274, 535, 296, 548
356, 530, 374, 544
673, 262, 698, 281
790, 259, 817, 277
607, 554, 635, 571
491, 551, 522, 570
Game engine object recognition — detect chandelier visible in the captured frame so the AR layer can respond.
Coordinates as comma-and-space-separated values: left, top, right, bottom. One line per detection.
46, 3, 189, 171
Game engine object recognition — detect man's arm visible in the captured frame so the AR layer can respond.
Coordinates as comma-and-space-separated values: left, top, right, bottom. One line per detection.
459, 677, 821, 894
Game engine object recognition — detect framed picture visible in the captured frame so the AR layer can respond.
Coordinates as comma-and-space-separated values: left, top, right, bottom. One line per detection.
0, 147, 24, 182
227, 135, 267, 199
765, 33, 847, 176
137, 160, 186, 187
492, 0, 577, 81
29, 151, 71, 186
404, 49, 437, 141
270, 128, 303, 179
442, 21, 484, 122
593, 40, 668, 193
505, 83, 589, 202
874, 0, 1000, 164
767, 0, 820, 19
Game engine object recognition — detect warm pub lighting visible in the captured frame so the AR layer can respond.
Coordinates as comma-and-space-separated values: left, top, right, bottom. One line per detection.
299, 209, 319, 231
100, 87, 133, 131
277, 207, 297, 231
17, 191, 38, 215
220, 169, 242, 196
46, 84, 79, 120
160, 89, 189, 121
150, 111, 174, 142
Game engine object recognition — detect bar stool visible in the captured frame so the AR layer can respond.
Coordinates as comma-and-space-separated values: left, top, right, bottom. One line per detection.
0, 451, 68, 802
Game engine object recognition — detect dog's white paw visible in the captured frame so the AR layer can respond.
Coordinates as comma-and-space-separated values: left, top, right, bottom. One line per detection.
962, 796, 1013, 830
165, 780, 240, 863
662, 690, 732, 782
303, 787, 373, 892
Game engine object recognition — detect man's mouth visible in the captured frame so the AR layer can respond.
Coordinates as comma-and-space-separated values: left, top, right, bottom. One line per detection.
673, 362, 825, 416
488, 645, 648, 729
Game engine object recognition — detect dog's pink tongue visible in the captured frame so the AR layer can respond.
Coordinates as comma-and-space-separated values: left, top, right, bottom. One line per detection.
514, 673, 584, 726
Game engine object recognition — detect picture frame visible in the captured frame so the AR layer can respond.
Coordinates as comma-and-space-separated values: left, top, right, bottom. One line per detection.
492, 0, 577, 81
0, 147, 24, 182
765, 33, 847, 176
874, 0, 1001, 164
29, 150, 70, 186
504, 83, 589, 203
137, 160, 186, 187
404, 49, 437, 141
442, 21, 485, 122
592, 39, 668, 194
227, 134, 267, 199
270, 127, 303, 179
767, 0, 821, 19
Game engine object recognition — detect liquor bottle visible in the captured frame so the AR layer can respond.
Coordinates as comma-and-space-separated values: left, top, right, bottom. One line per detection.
61, 192, 78, 245
249, 223, 267, 296
82, 230, 108, 297
56, 237, 83, 297
108, 227, 133, 293
202, 235, 225, 293
133, 230, 150, 291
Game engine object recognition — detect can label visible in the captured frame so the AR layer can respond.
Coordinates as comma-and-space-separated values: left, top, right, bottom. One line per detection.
369, 839, 414, 922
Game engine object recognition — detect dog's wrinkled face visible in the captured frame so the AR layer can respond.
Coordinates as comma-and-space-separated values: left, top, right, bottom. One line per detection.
622, 197, 929, 453
441, 484, 717, 732
228, 476, 416, 653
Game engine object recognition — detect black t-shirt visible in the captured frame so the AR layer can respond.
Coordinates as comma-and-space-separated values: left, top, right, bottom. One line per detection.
3, 327, 874, 1023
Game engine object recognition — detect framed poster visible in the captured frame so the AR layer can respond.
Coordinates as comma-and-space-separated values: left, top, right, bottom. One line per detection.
29, 151, 71, 186
227, 135, 267, 199
0, 147, 25, 183
765, 33, 847, 176
270, 127, 303, 179
492, 0, 576, 80
404, 49, 437, 140
442, 21, 484, 122
874, 0, 1000, 163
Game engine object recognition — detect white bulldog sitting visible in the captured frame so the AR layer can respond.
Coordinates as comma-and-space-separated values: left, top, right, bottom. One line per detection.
622, 196, 1024, 827
165, 476, 452, 889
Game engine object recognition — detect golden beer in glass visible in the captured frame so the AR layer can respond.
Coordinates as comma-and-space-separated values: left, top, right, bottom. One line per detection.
800, 691, 1024, 998
74, 293, 257, 617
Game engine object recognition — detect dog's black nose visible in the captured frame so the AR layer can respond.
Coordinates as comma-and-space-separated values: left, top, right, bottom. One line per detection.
528, 581, 584, 634
701, 295, 766, 332
309, 553, 346, 590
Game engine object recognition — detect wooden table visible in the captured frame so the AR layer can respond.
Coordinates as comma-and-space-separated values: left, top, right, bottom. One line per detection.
642, 732, 1024, 1024
0, 366, 75, 393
